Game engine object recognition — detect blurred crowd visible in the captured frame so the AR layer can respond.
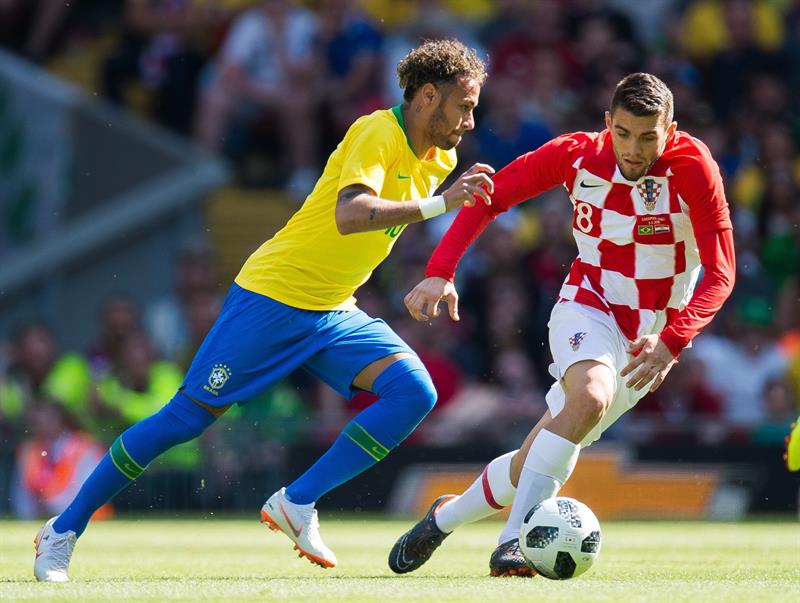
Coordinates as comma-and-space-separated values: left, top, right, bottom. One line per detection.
1, 0, 799, 515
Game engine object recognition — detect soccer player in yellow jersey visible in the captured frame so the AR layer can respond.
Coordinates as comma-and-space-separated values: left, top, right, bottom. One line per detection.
34, 39, 491, 580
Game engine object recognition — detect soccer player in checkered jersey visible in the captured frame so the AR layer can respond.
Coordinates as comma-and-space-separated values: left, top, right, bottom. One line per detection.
389, 73, 736, 576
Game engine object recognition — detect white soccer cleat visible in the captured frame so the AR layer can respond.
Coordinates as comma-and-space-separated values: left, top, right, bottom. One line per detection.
260, 487, 337, 568
34, 517, 77, 582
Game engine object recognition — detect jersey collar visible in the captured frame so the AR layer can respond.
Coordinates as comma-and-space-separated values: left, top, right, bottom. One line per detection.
391, 104, 415, 153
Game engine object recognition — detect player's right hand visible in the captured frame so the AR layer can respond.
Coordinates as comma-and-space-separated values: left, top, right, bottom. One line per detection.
404, 277, 460, 322
442, 163, 495, 211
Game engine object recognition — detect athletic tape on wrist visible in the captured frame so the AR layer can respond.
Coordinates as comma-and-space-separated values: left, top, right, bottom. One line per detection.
418, 195, 446, 220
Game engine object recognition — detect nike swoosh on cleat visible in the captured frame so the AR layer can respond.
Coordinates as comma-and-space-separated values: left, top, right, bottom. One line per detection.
393, 537, 414, 571
278, 503, 303, 538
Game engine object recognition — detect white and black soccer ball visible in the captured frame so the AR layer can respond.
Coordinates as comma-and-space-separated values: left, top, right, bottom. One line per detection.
519, 496, 601, 580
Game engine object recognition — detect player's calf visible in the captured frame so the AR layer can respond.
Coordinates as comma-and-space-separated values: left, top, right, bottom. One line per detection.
261, 358, 439, 570
52, 392, 217, 539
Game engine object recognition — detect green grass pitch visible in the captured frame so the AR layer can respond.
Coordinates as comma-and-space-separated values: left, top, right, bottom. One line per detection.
1, 516, 798, 602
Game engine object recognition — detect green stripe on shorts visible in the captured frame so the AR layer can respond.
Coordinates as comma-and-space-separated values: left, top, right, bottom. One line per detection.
109, 436, 146, 480
343, 422, 391, 462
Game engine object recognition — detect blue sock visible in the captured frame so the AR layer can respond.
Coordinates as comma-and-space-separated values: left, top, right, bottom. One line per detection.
53, 392, 215, 537
285, 356, 436, 504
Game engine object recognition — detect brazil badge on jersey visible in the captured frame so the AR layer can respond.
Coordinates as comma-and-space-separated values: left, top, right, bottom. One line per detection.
235, 105, 457, 311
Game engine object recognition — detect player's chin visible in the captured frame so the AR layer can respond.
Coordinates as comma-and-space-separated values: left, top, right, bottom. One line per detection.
621, 162, 647, 180
440, 134, 462, 150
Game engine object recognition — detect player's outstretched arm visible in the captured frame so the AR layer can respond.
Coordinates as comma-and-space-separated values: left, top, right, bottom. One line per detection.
403, 136, 579, 322
334, 163, 494, 235
404, 276, 460, 322
424, 136, 579, 283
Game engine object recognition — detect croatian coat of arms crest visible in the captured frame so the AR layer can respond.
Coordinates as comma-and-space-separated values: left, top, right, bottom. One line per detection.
636, 178, 662, 212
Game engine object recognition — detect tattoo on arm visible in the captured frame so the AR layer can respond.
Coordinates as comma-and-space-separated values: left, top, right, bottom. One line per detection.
338, 184, 373, 204
339, 190, 361, 202
369, 207, 377, 221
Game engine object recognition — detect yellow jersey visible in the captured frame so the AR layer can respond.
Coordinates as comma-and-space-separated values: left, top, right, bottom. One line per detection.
235, 105, 457, 310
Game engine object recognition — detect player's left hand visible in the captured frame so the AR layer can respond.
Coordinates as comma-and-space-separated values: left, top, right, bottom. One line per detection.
620, 335, 676, 392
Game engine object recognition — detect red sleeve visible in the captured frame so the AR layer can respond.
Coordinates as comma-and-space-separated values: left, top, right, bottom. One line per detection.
659, 228, 736, 356
426, 134, 584, 280
671, 139, 732, 234
424, 200, 494, 280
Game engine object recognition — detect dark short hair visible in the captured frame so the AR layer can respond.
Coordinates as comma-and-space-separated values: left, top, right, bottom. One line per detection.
611, 73, 674, 125
397, 39, 487, 103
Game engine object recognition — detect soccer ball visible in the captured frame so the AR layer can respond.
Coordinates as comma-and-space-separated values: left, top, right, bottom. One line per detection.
519, 496, 601, 580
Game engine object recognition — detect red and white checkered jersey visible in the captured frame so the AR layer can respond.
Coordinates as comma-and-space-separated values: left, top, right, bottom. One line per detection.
427, 129, 733, 344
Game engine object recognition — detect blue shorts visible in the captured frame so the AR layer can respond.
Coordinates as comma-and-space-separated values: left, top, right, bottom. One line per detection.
181, 284, 416, 406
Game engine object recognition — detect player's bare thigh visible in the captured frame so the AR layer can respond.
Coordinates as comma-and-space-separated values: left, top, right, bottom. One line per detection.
352, 352, 416, 392
509, 360, 615, 483
548, 360, 615, 442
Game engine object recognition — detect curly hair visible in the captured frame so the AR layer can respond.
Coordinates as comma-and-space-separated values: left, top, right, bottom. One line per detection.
611, 73, 674, 125
396, 39, 487, 103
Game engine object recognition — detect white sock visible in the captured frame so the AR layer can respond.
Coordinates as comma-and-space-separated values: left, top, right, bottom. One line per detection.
434, 450, 517, 533
497, 430, 580, 545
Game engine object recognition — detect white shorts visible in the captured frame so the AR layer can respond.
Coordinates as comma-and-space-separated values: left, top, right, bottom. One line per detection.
544, 301, 650, 447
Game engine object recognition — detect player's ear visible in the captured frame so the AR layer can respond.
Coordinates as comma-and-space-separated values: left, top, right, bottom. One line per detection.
604, 111, 612, 131
421, 82, 437, 107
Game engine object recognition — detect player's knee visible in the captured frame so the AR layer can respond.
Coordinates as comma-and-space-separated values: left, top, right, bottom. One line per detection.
405, 368, 438, 418
390, 364, 437, 422
162, 391, 218, 439
569, 387, 611, 428
374, 356, 438, 419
